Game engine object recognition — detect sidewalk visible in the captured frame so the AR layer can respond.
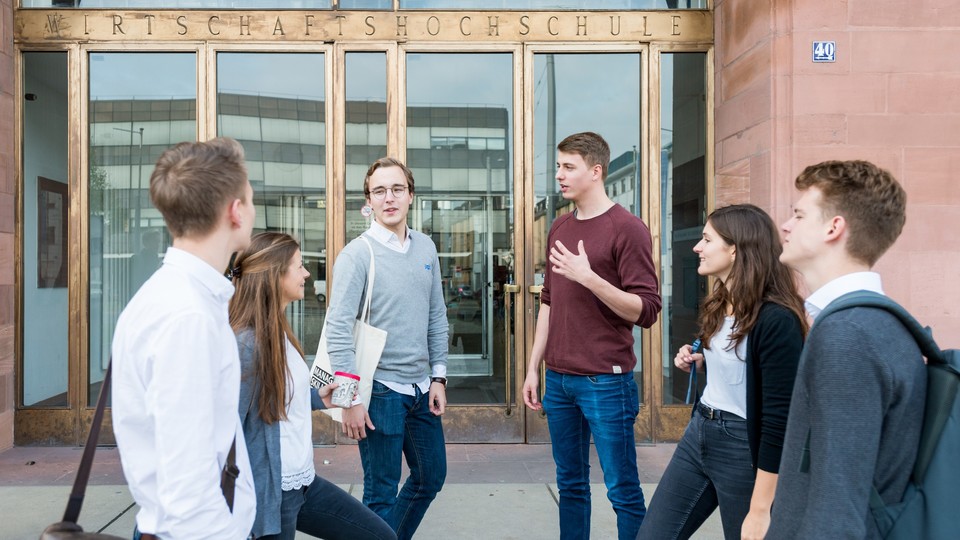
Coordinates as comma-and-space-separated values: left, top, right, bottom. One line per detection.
0, 443, 723, 539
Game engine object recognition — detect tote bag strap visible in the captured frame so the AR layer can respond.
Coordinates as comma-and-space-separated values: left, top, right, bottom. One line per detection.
359, 235, 376, 324
62, 359, 112, 524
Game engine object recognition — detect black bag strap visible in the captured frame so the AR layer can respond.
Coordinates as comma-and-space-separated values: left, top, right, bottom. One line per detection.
62, 359, 240, 523
62, 360, 112, 524
220, 436, 239, 512
815, 291, 945, 366
815, 290, 959, 509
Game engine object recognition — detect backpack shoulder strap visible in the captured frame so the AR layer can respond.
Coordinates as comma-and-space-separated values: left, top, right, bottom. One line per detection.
815, 290, 945, 366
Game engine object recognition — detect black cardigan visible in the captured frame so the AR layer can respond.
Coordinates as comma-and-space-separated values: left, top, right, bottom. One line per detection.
696, 302, 804, 473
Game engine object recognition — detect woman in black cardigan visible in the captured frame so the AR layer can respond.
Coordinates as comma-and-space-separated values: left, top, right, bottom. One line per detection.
638, 205, 807, 540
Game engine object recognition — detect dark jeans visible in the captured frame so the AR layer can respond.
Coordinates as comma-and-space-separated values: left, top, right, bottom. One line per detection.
359, 381, 446, 540
637, 407, 755, 540
257, 474, 396, 540
542, 369, 646, 540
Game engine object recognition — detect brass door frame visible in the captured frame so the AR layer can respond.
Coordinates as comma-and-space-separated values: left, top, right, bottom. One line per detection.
648, 41, 714, 442
13, 9, 714, 446
395, 41, 528, 442
520, 41, 655, 443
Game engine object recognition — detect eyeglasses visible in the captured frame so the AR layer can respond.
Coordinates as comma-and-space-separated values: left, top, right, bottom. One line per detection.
368, 186, 408, 200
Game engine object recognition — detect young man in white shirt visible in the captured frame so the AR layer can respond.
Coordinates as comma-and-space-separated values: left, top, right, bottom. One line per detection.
112, 138, 258, 539
768, 160, 926, 538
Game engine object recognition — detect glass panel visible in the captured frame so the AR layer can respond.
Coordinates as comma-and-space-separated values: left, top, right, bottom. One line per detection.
344, 52, 388, 245
88, 53, 196, 405
660, 52, 707, 405
218, 52, 326, 359
402, 0, 705, 9
23, 0, 332, 8
532, 53, 644, 402
340, 0, 392, 8
406, 53, 514, 405
22, 52, 69, 407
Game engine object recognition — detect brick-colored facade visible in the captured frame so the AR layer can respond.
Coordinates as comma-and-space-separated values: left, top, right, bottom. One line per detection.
714, 0, 960, 345
1, 0, 16, 450
2, 1, 958, 447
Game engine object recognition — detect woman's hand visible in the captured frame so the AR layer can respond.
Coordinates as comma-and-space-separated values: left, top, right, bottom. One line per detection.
674, 344, 704, 373
317, 382, 339, 409
741, 507, 771, 540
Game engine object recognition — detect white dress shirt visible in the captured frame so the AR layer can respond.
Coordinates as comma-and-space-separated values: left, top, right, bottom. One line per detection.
365, 221, 447, 397
112, 247, 256, 539
805, 271, 885, 319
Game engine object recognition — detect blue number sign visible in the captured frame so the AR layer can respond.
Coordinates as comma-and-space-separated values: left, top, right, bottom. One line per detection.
813, 41, 836, 63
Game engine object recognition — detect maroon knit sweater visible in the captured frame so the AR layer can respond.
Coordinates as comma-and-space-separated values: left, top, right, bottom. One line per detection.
541, 204, 661, 375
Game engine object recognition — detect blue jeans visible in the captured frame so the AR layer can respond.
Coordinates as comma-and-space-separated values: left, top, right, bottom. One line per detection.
359, 381, 446, 540
637, 407, 755, 540
543, 369, 646, 540
258, 475, 396, 540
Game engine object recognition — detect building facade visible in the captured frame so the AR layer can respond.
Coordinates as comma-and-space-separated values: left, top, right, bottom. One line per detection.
1, 0, 957, 448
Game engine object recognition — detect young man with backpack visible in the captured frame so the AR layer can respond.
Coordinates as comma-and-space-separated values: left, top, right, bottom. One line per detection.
766, 160, 926, 538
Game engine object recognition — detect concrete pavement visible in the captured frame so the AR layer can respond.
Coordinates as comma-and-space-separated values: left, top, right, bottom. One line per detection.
0, 444, 724, 539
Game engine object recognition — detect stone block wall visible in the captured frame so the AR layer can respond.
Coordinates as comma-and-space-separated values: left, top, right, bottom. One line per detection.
715, 0, 960, 346
1, 0, 16, 450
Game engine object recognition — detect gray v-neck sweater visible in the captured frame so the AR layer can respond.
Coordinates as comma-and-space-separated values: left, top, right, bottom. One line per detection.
325, 231, 448, 383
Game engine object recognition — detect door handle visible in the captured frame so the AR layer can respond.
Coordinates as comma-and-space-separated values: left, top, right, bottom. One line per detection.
503, 284, 520, 416
526, 285, 547, 417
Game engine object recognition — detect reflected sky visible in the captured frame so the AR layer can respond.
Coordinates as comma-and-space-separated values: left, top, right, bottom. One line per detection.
533, 53, 640, 185
219, 53, 325, 99
406, 53, 513, 108
346, 52, 387, 102
89, 53, 196, 99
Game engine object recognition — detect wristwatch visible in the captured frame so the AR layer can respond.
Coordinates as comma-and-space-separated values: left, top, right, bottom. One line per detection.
431, 377, 447, 387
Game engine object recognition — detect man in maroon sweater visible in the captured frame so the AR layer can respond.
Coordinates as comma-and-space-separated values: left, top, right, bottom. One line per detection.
523, 132, 661, 540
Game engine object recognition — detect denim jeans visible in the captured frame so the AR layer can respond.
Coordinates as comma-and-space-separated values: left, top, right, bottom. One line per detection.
359, 381, 446, 540
542, 369, 646, 540
637, 407, 755, 540
254, 475, 397, 540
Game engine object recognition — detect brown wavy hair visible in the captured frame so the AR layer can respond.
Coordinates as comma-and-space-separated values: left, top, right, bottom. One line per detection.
229, 232, 305, 424
698, 204, 808, 351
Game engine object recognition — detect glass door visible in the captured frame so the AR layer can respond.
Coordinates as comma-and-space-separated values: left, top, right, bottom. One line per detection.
402, 49, 523, 442
524, 46, 652, 443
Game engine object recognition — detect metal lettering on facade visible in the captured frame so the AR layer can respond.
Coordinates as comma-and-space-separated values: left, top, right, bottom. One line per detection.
15, 11, 712, 43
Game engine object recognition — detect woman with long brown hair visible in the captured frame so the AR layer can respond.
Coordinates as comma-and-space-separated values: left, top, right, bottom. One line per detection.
230, 231, 395, 540
638, 205, 807, 540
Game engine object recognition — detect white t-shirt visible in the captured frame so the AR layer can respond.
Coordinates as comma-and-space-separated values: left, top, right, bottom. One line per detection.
279, 338, 316, 491
700, 316, 748, 419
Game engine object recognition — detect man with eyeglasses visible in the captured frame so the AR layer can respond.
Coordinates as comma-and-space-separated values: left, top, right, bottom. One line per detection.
325, 157, 448, 540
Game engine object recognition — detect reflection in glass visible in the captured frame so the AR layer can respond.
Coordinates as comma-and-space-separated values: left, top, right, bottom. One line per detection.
23, 0, 332, 8
660, 53, 707, 405
22, 52, 69, 407
344, 52, 387, 245
532, 53, 645, 403
402, 0, 705, 8
406, 53, 514, 405
88, 52, 196, 405
339, 0, 391, 8
218, 52, 326, 358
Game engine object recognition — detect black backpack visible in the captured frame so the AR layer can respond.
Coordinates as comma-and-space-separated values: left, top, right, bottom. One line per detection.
816, 291, 960, 539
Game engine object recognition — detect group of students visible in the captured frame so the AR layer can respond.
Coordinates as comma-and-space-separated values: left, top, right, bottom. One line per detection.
110, 131, 924, 540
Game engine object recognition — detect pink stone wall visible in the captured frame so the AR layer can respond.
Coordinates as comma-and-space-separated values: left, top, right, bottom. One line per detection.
715, 0, 960, 347
0, 0, 15, 450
